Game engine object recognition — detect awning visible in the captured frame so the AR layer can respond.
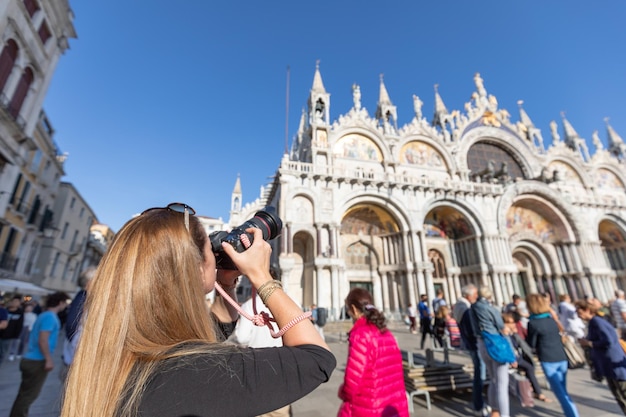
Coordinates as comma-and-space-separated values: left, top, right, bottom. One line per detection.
0, 279, 53, 296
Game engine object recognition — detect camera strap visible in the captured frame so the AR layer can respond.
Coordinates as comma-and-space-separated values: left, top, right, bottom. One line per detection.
214, 282, 312, 338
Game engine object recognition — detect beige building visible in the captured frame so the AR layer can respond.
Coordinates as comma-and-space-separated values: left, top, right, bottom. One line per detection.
0, 0, 77, 290
233, 64, 626, 320
34, 182, 96, 292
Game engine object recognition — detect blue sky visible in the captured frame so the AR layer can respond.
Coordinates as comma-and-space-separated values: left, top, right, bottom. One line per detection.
44, 1, 626, 232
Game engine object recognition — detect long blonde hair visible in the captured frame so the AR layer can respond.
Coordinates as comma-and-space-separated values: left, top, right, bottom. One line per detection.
61, 208, 219, 417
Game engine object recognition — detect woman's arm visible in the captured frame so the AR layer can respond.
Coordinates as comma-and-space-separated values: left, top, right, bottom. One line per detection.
222, 228, 329, 350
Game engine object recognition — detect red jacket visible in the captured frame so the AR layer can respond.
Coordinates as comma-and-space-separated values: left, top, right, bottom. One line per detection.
338, 317, 409, 417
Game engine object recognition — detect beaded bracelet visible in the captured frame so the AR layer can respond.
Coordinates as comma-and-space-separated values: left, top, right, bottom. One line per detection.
258, 280, 283, 304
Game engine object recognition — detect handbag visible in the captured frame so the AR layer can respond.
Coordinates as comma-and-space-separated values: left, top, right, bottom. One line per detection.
562, 337, 585, 369
508, 372, 535, 408
482, 331, 516, 364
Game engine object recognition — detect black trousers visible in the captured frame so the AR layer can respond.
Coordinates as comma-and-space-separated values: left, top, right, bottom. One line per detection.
420, 318, 433, 349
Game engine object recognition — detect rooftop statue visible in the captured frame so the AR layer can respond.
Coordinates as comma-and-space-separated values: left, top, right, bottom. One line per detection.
474, 72, 487, 97
550, 120, 561, 144
352, 84, 361, 110
412, 94, 423, 120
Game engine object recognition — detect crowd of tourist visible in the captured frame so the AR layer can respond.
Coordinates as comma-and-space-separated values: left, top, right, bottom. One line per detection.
415, 286, 626, 417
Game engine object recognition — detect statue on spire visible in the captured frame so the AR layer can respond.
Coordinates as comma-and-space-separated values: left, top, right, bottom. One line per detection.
474, 72, 487, 97
550, 120, 561, 144
412, 94, 423, 120
352, 84, 361, 110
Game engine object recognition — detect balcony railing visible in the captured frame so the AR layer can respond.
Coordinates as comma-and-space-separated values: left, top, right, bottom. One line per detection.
281, 161, 504, 195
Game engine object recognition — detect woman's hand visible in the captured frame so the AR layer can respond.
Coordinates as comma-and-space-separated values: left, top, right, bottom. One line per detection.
221, 228, 272, 289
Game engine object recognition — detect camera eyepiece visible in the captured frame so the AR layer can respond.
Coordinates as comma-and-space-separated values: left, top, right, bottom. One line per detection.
209, 206, 282, 270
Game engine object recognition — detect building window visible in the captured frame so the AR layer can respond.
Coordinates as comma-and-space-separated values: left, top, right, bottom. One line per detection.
15, 181, 30, 213
38, 21, 51, 45
70, 230, 78, 252
9, 67, 34, 118
61, 222, 69, 239
50, 252, 60, 277
0, 40, 18, 94
30, 149, 42, 172
9, 173, 22, 206
23, 0, 39, 17
79, 207, 84, 218
467, 142, 525, 181
70, 197, 76, 209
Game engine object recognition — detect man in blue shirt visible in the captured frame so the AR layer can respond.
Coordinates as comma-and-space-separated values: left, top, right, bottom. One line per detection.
10, 292, 68, 417
418, 294, 433, 350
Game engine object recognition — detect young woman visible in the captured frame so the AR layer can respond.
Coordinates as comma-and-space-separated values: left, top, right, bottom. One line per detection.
338, 288, 408, 417
61, 203, 335, 417
526, 293, 579, 417
576, 299, 626, 415
502, 312, 551, 403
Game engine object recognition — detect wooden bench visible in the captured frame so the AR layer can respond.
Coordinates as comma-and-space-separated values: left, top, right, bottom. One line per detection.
402, 349, 475, 411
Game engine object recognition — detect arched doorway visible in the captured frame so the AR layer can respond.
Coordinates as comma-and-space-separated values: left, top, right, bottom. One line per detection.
340, 203, 402, 314
505, 197, 579, 299
424, 206, 479, 302
292, 231, 315, 307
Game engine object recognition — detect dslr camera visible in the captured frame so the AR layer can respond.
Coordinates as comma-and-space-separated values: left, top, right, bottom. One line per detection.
209, 206, 282, 270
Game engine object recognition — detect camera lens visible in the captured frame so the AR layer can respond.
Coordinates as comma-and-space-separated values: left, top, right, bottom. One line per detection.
210, 206, 282, 269
247, 207, 282, 240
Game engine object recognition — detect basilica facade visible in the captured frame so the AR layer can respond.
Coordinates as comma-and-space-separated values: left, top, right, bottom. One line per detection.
234, 64, 626, 321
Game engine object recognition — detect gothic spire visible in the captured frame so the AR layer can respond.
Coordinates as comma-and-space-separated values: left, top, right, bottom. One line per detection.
432, 84, 449, 128
378, 73, 392, 105
606, 118, 625, 148
561, 112, 590, 160
605, 117, 626, 159
561, 112, 580, 142
307, 60, 330, 125
311, 59, 326, 93
232, 174, 242, 194
375, 74, 397, 133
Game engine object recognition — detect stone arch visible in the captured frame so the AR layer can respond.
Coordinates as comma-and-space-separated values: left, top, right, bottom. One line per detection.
592, 166, 626, 192
598, 214, 626, 289
338, 200, 405, 314
338, 193, 410, 232
422, 201, 486, 303
398, 135, 456, 173
498, 182, 586, 242
284, 192, 315, 226
421, 199, 485, 238
511, 240, 555, 298
505, 197, 573, 244
547, 158, 592, 188
332, 127, 392, 163
457, 126, 538, 178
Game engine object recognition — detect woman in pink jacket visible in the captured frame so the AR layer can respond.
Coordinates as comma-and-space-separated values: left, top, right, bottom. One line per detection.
338, 288, 409, 417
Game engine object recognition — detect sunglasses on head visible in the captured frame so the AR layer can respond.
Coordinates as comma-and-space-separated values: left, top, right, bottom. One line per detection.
142, 202, 196, 231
